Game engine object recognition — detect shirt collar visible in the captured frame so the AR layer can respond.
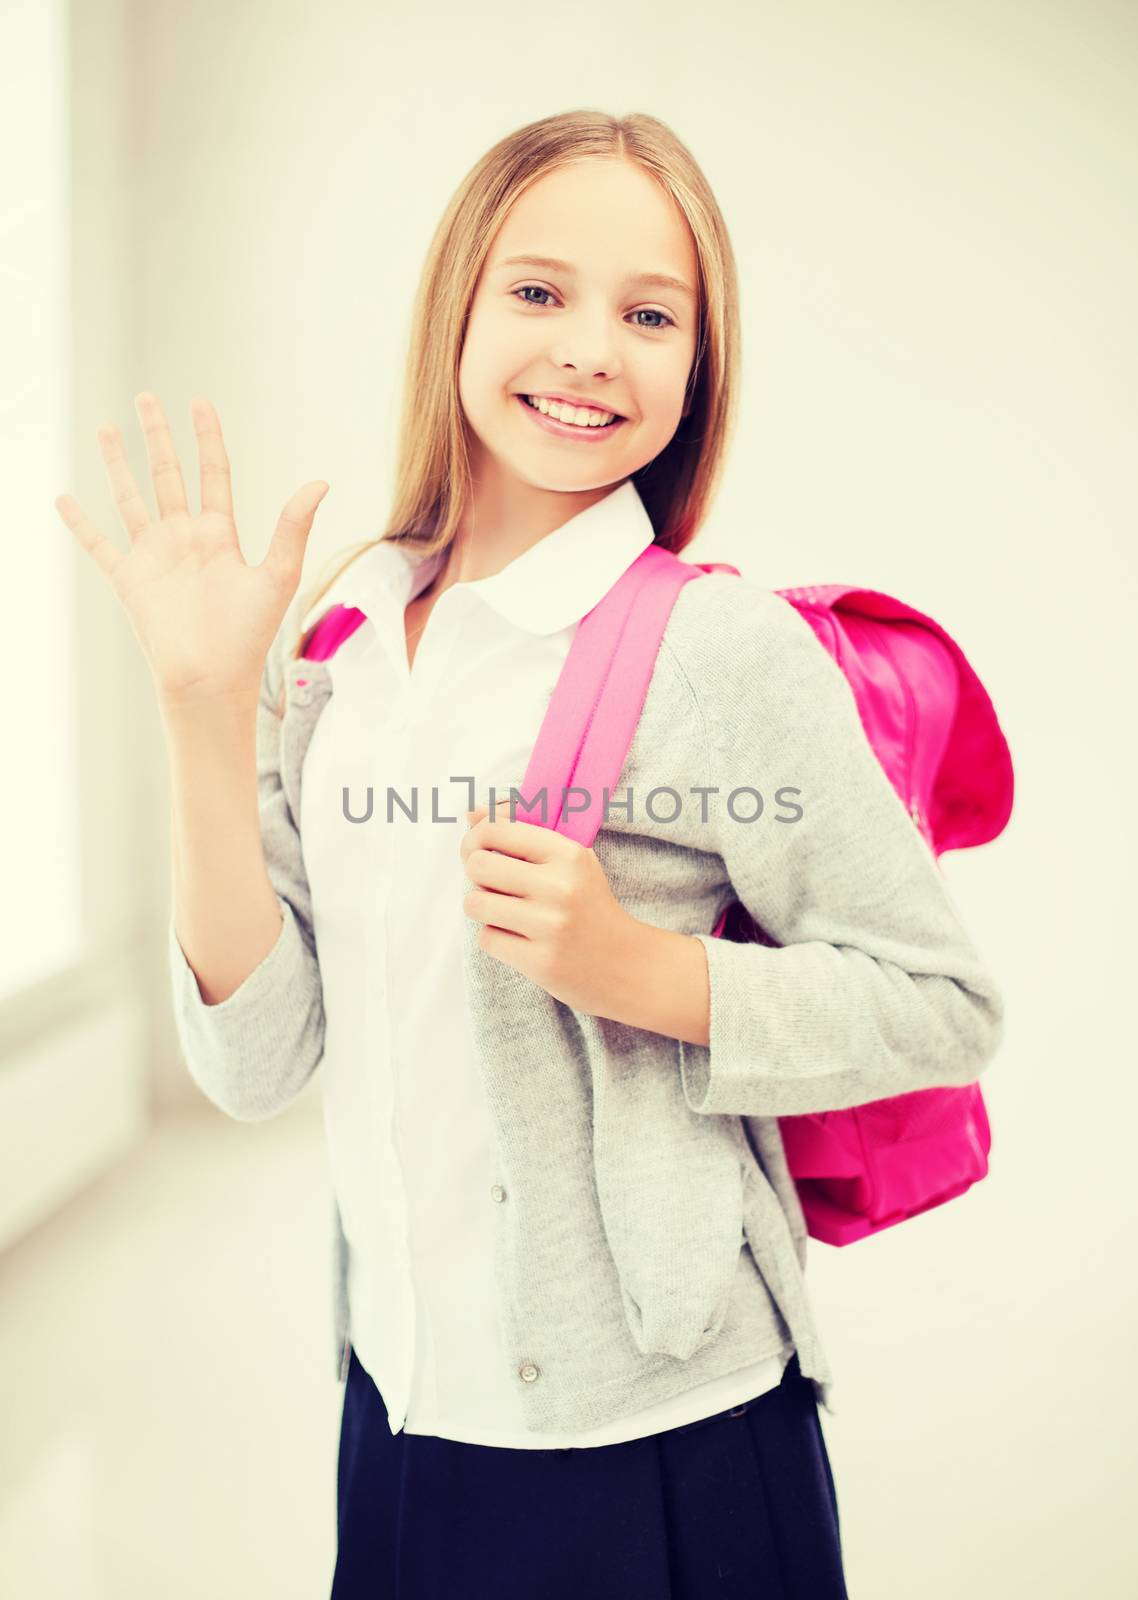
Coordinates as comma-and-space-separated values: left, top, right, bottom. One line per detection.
300, 538, 443, 632
301, 478, 657, 637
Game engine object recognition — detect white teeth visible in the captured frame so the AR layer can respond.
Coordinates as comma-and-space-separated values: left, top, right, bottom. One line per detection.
524, 395, 617, 427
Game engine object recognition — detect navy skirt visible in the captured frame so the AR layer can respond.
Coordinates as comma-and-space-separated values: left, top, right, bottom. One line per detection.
330, 1346, 847, 1599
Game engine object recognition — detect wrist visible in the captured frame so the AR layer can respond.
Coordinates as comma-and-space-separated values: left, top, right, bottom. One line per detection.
603, 918, 711, 1047
159, 684, 260, 734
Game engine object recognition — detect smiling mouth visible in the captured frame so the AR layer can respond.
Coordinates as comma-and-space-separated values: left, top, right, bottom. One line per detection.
516, 393, 626, 433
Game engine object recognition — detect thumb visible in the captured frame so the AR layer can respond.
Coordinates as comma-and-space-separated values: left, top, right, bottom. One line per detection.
265, 480, 330, 583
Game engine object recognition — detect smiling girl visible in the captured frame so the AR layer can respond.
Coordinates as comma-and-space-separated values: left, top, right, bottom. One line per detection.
56, 109, 1004, 1599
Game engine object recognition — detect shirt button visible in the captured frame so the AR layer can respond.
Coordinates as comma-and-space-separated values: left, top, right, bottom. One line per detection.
490, 1184, 506, 1203
518, 1362, 541, 1383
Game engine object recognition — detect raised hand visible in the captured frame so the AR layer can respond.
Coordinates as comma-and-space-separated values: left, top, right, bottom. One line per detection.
53, 392, 328, 706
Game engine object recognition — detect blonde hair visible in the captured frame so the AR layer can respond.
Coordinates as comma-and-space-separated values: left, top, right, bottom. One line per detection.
279, 107, 741, 711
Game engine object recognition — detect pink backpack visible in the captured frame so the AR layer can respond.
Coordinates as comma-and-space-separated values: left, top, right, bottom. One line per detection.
301, 544, 1013, 1246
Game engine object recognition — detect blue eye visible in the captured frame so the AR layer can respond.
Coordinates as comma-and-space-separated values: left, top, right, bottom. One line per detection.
512, 285, 676, 332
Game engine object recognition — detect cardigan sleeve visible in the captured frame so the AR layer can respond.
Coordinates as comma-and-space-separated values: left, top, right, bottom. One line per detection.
166, 598, 326, 1121
675, 583, 1006, 1119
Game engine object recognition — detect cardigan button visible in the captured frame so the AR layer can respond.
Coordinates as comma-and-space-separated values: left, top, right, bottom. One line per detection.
490, 1184, 506, 1203
292, 680, 312, 706
518, 1362, 541, 1383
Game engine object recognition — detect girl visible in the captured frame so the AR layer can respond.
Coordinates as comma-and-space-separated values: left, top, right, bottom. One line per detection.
56, 110, 1003, 1599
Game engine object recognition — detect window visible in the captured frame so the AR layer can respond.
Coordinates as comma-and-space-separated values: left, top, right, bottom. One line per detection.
1, 0, 83, 1002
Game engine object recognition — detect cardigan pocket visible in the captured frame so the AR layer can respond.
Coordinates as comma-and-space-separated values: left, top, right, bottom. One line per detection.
592, 1104, 748, 1363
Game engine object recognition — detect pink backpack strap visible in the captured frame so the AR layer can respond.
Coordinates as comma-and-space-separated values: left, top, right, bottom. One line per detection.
517, 546, 724, 845
300, 603, 368, 662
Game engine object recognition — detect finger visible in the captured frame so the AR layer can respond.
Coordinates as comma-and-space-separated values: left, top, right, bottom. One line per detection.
462, 813, 560, 863
465, 887, 531, 937
97, 419, 151, 540
465, 797, 524, 831
464, 847, 535, 897
190, 395, 234, 520
134, 392, 189, 520
54, 493, 125, 582
262, 481, 330, 584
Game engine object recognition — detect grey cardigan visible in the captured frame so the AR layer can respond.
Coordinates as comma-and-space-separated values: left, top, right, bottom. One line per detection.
166, 568, 1004, 1428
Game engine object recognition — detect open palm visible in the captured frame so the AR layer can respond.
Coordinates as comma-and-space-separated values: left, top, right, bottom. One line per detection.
54, 392, 328, 704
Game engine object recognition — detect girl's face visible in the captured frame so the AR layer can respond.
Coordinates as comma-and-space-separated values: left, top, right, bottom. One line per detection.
457, 158, 700, 507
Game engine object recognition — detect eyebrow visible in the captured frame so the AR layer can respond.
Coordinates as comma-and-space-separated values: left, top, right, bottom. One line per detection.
492, 253, 696, 302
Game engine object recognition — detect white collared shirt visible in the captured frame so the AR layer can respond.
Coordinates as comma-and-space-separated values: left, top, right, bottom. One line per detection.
298, 479, 789, 1446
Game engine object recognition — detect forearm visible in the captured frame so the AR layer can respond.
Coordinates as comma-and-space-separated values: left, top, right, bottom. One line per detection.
600, 919, 711, 1047
163, 692, 283, 1006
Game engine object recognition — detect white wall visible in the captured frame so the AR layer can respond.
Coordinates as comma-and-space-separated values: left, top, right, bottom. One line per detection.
0, 0, 158, 1253
26, 0, 1138, 1593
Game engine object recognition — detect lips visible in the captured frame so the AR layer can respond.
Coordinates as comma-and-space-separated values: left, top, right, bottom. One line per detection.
515, 393, 626, 441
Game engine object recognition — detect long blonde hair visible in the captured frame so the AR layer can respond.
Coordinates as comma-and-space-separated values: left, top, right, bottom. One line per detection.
281, 107, 742, 707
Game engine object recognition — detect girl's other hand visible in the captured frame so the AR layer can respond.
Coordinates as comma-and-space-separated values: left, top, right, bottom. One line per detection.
53, 392, 329, 708
459, 801, 645, 1018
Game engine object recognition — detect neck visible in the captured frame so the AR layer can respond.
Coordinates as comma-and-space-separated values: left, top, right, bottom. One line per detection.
432, 454, 627, 591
